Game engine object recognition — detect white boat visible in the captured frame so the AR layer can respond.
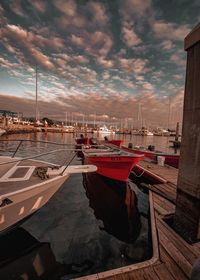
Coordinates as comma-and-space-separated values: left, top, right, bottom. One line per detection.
153, 128, 170, 136
93, 125, 115, 134
139, 128, 153, 136
0, 129, 6, 136
0, 141, 97, 234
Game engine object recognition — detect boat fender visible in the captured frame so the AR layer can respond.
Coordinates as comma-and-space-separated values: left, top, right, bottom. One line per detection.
0, 198, 13, 208
148, 145, 155, 151
128, 143, 133, 149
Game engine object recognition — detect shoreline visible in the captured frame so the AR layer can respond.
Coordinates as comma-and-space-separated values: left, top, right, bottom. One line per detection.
0, 124, 37, 135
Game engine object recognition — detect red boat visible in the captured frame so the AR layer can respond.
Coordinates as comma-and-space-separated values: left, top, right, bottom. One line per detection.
107, 139, 124, 147
83, 150, 143, 182
121, 145, 179, 168
76, 137, 124, 147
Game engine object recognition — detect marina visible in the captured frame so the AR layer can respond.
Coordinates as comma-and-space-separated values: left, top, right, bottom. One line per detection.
0, 125, 198, 280
1, 1, 200, 280
0, 135, 199, 280
0, 136, 151, 279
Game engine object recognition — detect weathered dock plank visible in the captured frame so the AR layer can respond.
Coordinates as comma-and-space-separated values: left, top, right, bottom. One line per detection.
136, 159, 178, 185
153, 193, 175, 215
153, 263, 176, 280
160, 245, 188, 280
153, 183, 177, 199
157, 217, 200, 260
158, 228, 192, 277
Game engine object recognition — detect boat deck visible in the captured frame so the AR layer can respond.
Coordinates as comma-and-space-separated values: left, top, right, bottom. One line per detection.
82, 159, 200, 280
0, 158, 58, 195
135, 158, 178, 184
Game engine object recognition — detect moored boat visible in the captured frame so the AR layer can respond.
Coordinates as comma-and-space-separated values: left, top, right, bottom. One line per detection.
0, 140, 97, 234
106, 139, 124, 147
83, 149, 143, 182
75, 137, 124, 147
139, 128, 153, 136
93, 125, 115, 134
121, 145, 179, 168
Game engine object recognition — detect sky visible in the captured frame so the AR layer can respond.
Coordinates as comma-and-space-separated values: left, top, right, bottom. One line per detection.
0, 0, 199, 128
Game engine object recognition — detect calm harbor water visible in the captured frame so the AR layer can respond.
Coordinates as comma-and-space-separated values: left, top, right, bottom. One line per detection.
0, 132, 176, 279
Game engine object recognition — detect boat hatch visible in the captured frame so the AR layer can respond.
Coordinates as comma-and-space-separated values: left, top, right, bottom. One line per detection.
0, 165, 35, 182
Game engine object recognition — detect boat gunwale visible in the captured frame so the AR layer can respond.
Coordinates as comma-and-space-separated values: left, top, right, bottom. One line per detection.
83, 152, 144, 158
121, 145, 179, 157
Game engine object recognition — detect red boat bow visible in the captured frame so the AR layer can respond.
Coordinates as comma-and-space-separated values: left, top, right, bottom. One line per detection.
84, 151, 143, 182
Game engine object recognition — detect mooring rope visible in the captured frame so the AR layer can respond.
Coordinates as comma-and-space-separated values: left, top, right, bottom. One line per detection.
131, 169, 145, 177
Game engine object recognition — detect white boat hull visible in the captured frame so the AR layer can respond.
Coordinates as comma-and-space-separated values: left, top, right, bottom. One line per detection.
0, 175, 69, 233
0, 148, 97, 234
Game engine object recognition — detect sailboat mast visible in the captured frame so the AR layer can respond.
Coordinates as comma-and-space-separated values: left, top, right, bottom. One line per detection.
35, 65, 38, 122
167, 96, 171, 130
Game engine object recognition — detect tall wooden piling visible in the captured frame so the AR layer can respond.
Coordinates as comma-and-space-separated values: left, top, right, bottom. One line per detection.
175, 122, 179, 142
174, 23, 200, 242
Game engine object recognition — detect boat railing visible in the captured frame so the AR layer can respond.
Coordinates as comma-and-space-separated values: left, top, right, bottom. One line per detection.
0, 139, 81, 167
0, 139, 113, 166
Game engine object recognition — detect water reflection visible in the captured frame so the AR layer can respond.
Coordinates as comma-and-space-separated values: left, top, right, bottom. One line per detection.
0, 228, 63, 280
83, 173, 141, 243
1, 131, 179, 154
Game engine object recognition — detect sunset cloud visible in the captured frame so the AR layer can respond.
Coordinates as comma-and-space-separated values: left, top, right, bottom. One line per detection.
0, 87, 183, 126
160, 40, 174, 50
0, 0, 192, 127
122, 0, 152, 19
9, 0, 26, 17
86, 1, 109, 28
121, 23, 142, 48
70, 31, 113, 57
118, 58, 148, 75
152, 20, 190, 41
31, 0, 47, 13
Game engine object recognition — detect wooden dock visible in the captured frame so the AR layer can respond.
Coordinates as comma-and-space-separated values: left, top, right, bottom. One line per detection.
79, 159, 200, 280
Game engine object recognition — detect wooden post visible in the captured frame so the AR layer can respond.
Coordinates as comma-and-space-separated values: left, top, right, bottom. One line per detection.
174, 23, 200, 242
175, 122, 179, 142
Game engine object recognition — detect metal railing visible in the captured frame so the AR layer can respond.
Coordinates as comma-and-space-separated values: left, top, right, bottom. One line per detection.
0, 139, 113, 167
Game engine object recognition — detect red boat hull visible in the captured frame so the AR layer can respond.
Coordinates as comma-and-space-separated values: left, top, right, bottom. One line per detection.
122, 146, 179, 168
84, 154, 143, 182
107, 140, 124, 147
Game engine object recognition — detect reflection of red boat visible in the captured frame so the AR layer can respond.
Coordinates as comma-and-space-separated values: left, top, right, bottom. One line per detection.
83, 150, 143, 182
121, 146, 179, 168
82, 172, 141, 243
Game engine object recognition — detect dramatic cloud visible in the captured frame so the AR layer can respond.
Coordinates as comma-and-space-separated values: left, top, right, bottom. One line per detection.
121, 23, 142, 48
70, 31, 113, 57
9, 0, 26, 17
0, 0, 194, 127
152, 20, 190, 41
122, 0, 152, 18
160, 40, 174, 50
31, 0, 47, 13
118, 58, 148, 75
